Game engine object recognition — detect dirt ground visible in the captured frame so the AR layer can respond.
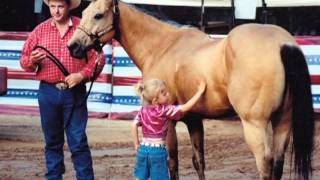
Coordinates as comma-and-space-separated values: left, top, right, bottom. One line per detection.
0, 115, 319, 180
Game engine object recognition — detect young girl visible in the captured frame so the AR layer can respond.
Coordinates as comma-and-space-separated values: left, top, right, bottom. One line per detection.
131, 79, 206, 180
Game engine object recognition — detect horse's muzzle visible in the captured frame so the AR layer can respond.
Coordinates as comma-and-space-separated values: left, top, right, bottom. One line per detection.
68, 41, 88, 59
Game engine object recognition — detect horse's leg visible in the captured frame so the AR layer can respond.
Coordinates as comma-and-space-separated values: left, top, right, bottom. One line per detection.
227, 67, 282, 179
271, 104, 291, 180
183, 113, 205, 180
230, 88, 275, 179
167, 120, 179, 180
240, 118, 273, 180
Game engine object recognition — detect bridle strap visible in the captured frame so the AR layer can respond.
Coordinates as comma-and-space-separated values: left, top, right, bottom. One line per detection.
113, 0, 120, 40
77, 24, 113, 52
77, 24, 114, 39
77, 25, 94, 38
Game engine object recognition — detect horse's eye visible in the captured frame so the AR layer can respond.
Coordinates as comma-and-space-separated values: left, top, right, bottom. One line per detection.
94, 13, 104, 20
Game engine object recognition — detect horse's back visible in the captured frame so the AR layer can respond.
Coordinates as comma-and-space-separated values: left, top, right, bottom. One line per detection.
227, 24, 296, 59
229, 23, 295, 43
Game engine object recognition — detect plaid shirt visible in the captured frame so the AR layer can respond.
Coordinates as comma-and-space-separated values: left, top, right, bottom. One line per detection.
20, 17, 105, 83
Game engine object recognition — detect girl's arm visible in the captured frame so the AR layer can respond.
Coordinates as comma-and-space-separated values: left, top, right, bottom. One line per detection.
180, 81, 206, 112
131, 122, 140, 154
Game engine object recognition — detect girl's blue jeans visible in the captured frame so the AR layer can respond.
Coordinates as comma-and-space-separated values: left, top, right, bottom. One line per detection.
134, 144, 169, 180
38, 81, 94, 180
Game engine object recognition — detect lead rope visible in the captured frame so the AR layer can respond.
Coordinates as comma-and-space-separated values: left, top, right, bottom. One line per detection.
64, 52, 102, 129
32, 45, 100, 129
33, 45, 70, 76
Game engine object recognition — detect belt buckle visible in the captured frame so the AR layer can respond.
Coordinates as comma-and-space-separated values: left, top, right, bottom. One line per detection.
55, 82, 68, 90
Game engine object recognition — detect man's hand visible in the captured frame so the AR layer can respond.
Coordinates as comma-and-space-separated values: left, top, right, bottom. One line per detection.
30, 50, 46, 65
65, 72, 84, 88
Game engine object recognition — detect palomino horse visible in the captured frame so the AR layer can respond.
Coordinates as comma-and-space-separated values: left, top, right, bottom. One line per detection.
68, 0, 315, 179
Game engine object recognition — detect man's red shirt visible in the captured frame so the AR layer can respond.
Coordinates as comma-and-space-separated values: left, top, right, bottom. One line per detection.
20, 17, 105, 83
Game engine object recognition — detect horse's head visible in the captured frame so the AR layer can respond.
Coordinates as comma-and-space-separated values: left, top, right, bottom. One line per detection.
68, 0, 119, 59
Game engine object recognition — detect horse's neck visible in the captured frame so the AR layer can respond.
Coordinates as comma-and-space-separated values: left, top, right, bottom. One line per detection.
117, 2, 179, 70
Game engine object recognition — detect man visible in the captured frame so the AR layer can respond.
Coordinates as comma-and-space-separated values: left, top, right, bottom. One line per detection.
20, 0, 105, 179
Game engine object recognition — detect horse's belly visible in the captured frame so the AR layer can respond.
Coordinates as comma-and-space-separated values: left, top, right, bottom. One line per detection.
203, 102, 232, 117
191, 92, 232, 117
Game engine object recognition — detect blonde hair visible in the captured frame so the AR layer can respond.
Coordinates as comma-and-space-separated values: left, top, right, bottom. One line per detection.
134, 79, 166, 105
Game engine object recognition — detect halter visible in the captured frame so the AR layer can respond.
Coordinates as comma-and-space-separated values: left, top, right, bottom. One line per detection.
77, 0, 120, 52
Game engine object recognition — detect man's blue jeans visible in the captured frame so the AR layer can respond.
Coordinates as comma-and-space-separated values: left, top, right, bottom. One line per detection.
38, 82, 94, 180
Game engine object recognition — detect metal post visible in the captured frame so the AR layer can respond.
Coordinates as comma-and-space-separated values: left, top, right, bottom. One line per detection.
200, 0, 205, 31
231, 0, 235, 28
261, 0, 268, 23
0, 67, 7, 96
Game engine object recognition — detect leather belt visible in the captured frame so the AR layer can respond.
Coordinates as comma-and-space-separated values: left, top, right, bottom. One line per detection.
42, 81, 69, 90
140, 142, 166, 148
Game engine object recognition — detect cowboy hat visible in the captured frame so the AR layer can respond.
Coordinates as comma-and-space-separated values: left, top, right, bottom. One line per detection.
43, 0, 81, 10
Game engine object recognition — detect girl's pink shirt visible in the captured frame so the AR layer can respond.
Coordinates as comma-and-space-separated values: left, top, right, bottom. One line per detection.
133, 104, 182, 139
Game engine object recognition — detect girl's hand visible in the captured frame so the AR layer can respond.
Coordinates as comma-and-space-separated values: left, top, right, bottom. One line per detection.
197, 81, 206, 94
134, 144, 139, 154
179, 81, 206, 113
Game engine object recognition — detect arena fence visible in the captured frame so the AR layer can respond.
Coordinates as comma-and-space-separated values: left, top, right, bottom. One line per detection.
0, 32, 320, 119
